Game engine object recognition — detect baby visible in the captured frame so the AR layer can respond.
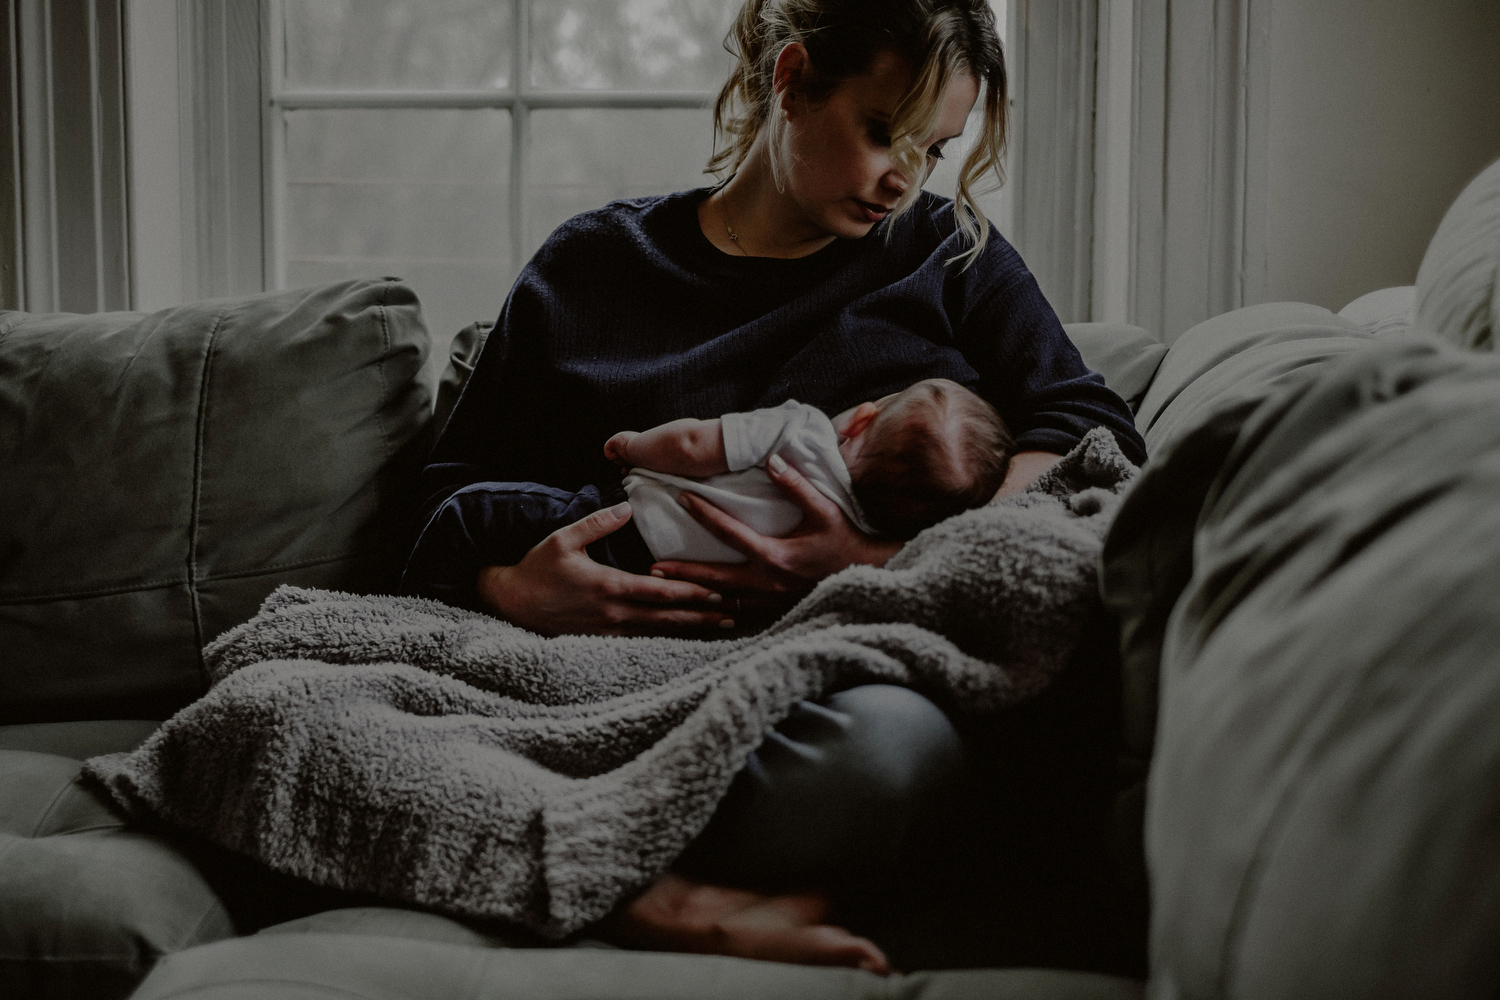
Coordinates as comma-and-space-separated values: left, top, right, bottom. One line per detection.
603, 377, 1014, 565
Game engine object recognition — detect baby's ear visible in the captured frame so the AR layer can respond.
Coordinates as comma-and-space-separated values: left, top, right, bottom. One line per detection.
834, 402, 880, 440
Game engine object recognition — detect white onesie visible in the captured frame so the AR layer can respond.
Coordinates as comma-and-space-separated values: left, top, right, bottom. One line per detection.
622, 400, 878, 563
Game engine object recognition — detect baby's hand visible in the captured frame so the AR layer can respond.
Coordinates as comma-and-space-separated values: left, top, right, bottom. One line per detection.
604, 431, 639, 470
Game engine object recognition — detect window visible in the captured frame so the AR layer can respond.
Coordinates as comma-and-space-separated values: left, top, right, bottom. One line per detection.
268, 0, 742, 351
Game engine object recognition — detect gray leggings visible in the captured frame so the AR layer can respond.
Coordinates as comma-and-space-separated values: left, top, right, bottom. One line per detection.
677, 684, 965, 892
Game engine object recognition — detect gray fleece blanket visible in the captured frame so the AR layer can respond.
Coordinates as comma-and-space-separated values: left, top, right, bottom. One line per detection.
85, 428, 1136, 939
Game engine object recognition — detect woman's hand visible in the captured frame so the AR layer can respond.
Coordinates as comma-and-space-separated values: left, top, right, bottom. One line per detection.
476, 502, 733, 636
651, 455, 902, 603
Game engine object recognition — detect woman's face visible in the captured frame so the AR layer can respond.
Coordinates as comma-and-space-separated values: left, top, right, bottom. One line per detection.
778, 49, 979, 242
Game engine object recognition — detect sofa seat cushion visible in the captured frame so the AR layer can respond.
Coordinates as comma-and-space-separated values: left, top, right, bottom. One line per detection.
131, 933, 1145, 1000
0, 280, 432, 724
0, 720, 161, 759
0, 750, 233, 999
1133, 302, 1370, 456
1138, 335, 1500, 997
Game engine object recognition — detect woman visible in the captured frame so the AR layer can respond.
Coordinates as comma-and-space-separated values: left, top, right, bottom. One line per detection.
407, 0, 1144, 972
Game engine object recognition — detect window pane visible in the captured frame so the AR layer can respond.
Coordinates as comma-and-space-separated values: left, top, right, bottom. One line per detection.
529, 0, 736, 90
284, 109, 513, 352
525, 107, 717, 257
283, 0, 514, 90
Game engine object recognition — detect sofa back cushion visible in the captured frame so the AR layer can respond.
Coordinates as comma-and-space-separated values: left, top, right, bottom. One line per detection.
0, 279, 431, 723
1133, 335, 1500, 998
1060, 322, 1169, 412
1133, 302, 1371, 457
1416, 155, 1500, 352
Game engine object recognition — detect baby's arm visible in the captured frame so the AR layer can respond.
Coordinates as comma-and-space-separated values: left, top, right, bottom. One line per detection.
604, 418, 728, 477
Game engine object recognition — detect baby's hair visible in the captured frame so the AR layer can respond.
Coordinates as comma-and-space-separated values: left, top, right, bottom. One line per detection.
709, 0, 1008, 269
851, 379, 1013, 539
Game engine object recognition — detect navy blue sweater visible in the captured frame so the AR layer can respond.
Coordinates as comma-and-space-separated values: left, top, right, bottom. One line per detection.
413, 188, 1144, 592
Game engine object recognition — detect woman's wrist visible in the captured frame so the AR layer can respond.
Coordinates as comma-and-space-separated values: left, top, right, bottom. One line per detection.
856, 536, 905, 569
475, 564, 517, 618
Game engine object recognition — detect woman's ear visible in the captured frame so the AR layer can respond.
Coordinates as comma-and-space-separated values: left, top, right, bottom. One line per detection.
834, 401, 881, 441
773, 42, 811, 117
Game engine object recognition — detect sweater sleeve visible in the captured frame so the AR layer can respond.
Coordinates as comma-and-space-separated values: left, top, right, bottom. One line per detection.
956, 235, 1146, 465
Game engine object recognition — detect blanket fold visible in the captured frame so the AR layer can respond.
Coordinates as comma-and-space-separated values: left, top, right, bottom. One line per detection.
85, 428, 1136, 939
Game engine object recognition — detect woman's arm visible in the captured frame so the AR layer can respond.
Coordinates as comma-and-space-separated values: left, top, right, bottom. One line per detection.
993, 450, 1061, 498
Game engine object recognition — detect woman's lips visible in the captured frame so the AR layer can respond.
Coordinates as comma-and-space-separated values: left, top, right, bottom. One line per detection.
857, 200, 891, 222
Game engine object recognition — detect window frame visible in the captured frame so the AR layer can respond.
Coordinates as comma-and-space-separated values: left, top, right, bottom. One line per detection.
260, 0, 727, 300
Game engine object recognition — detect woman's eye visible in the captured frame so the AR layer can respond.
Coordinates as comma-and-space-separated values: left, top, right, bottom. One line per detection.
928, 144, 947, 161
867, 124, 892, 147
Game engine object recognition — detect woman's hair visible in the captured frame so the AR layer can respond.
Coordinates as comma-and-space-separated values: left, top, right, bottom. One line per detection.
709, 0, 1008, 268
849, 379, 1014, 539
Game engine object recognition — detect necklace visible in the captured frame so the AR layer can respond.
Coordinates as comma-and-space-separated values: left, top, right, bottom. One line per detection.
719, 192, 747, 255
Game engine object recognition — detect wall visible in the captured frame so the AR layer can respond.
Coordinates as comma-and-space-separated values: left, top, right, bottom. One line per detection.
1263, 0, 1500, 311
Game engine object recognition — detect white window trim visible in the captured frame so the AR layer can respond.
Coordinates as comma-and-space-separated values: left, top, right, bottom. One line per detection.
125, 0, 183, 312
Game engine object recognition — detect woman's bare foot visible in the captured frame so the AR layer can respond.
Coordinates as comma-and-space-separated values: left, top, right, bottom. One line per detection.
597, 872, 891, 974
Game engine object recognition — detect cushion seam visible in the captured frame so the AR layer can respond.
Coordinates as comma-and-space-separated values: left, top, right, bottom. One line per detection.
0, 576, 188, 605
171, 895, 233, 953
143, 979, 383, 1000
27, 780, 77, 838
186, 310, 227, 688
0, 954, 156, 963
0, 552, 372, 605
198, 552, 371, 583
373, 281, 396, 462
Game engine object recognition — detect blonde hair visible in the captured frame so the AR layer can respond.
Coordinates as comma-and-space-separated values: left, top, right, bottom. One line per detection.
709, 0, 1008, 268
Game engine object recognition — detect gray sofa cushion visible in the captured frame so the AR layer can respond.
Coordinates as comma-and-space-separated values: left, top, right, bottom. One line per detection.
1062, 322, 1168, 411
1142, 335, 1500, 998
131, 932, 1145, 1000
0, 750, 235, 999
0, 280, 432, 724
0, 720, 161, 760
1133, 302, 1371, 456
1415, 155, 1500, 352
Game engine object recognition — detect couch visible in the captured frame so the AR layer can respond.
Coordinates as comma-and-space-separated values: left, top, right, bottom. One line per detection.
2, 156, 1496, 999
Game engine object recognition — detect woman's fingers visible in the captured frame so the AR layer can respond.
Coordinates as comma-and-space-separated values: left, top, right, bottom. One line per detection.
478, 502, 739, 637
552, 500, 635, 549
603, 564, 723, 605
677, 493, 779, 563
649, 559, 803, 596
763, 454, 839, 522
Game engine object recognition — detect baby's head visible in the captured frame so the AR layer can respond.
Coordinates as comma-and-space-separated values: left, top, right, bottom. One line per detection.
839, 378, 1013, 539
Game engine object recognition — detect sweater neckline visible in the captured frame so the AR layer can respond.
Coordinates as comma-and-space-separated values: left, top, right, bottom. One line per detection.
672, 187, 864, 278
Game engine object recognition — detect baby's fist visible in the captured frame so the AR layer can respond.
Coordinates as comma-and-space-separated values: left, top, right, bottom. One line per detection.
604, 430, 638, 469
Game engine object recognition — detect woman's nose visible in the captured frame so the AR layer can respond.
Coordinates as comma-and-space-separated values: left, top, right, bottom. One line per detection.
881, 169, 909, 197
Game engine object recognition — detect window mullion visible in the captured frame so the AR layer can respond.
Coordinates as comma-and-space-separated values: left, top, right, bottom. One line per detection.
511, 0, 527, 277
262, 0, 284, 291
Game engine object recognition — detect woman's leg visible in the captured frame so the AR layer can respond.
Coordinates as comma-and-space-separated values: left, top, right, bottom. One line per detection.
599, 685, 965, 971
678, 684, 966, 891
